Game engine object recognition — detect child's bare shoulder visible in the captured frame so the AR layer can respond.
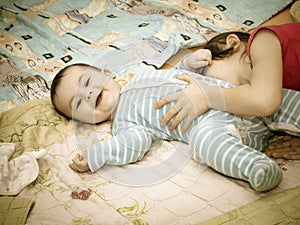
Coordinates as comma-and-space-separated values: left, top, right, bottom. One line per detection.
250, 29, 281, 61
251, 29, 280, 50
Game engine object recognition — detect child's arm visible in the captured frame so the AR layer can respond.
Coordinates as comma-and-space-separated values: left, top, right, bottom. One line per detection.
156, 30, 283, 131
220, 29, 283, 115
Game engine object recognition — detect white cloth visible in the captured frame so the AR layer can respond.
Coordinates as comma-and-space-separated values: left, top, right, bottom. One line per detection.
0, 143, 46, 195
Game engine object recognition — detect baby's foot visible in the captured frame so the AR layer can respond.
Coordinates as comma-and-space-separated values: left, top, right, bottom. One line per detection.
249, 159, 282, 192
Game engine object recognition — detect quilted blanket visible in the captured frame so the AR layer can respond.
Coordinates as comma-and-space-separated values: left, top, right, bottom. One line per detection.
1, 0, 299, 225
0, 197, 34, 225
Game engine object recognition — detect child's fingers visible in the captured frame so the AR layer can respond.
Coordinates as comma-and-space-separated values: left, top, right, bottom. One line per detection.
176, 74, 196, 84
155, 91, 180, 110
271, 147, 294, 153
265, 147, 300, 160
168, 111, 184, 130
284, 153, 300, 160
160, 105, 180, 127
180, 116, 194, 133
282, 135, 294, 141
268, 152, 282, 158
177, 74, 205, 89
155, 98, 169, 109
271, 141, 291, 149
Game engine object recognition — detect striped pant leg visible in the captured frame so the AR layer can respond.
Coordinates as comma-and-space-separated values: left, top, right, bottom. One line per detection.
189, 121, 282, 191
263, 89, 300, 135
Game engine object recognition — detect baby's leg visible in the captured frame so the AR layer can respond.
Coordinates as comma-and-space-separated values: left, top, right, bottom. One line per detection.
265, 89, 300, 134
189, 121, 282, 191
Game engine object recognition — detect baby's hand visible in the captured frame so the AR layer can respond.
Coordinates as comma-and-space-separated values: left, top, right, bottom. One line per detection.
183, 49, 212, 72
69, 153, 90, 172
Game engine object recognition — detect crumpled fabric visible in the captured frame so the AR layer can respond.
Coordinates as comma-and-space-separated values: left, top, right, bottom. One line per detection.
0, 143, 45, 196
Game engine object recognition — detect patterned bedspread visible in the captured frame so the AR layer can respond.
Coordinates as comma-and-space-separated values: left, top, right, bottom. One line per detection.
1, 0, 299, 225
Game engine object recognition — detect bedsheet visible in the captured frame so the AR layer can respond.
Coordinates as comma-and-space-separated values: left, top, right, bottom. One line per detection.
1, 0, 298, 225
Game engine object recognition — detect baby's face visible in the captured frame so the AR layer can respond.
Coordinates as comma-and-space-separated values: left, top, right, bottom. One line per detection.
55, 65, 121, 123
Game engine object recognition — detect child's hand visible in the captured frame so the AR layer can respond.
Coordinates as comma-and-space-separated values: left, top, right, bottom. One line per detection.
183, 49, 212, 72
265, 135, 300, 160
155, 74, 209, 132
69, 153, 90, 172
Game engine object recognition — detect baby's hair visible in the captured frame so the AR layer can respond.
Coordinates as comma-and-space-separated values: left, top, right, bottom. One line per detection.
50, 63, 91, 118
204, 31, 250, 60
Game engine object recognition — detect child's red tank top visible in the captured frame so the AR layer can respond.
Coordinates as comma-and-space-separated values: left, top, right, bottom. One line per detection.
247, 23, 300, 91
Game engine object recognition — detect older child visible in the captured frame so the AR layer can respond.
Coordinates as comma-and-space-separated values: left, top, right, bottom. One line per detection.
155, 23, 300, 159
51, 63, 300, 191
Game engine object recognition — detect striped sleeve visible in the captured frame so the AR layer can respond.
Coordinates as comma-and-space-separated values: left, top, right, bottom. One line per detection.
87, 126, 153, 172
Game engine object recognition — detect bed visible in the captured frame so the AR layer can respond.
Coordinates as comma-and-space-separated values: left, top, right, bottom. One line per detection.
1, 1, 300, 224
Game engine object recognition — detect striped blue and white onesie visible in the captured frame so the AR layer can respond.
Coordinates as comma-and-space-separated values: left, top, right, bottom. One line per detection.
87, 65, 300, 191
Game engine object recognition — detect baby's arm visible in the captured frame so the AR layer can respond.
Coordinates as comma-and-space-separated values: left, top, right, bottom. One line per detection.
180, 49, 212, 73
86, 127, 152, 172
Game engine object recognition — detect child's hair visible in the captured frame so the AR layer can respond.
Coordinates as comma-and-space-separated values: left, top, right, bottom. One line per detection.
204, 31, 250, 60
50, 63, 90, 118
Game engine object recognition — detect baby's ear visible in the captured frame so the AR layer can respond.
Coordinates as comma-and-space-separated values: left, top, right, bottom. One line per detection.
103, 69, 116, 79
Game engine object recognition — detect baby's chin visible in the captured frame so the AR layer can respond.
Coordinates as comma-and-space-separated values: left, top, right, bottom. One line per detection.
74, 108, 113, 124
72, 115, 99, 124
93, 114, 112, 124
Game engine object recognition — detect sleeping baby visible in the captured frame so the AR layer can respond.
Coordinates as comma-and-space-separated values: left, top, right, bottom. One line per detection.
50, 63, 300, 191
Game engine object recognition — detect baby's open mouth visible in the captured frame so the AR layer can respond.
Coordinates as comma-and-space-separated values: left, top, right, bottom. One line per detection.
95, 92, 102, 107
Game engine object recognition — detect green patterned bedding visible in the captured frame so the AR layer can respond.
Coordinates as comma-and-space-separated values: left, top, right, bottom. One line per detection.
0, 197, 34, 225
1, 1, 299, 225
197, 185, 300, 225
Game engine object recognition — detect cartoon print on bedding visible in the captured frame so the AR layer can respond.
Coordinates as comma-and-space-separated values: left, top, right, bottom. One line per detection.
153, 0, 248, 31
0, 28, 63, 79
45, 0, 109, 36
0, 54, 26, 85
10, 75, 49, 101
110, 0, 218, 41
103, 0, 218, 69
0, 53, 50, 102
